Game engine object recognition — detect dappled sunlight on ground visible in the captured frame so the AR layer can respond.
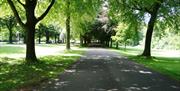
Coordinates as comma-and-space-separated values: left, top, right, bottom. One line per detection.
112, 46, 180, 58
0, 44, 83, 58
0, 50, 83, 90
36, 48, 180, 91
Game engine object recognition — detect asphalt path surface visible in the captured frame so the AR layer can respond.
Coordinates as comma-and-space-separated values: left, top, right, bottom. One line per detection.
35, 48, 180, 91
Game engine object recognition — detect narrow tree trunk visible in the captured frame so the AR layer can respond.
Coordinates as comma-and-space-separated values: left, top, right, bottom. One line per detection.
25, 25, 37, 63
9, 29, 13, 44
80, 34, 83, 47
124, 42, 126, 51
116, 42, 119, 49
142, 2, 161, 57
66, 16, 70, 49
23, 34, 26, 44
46, 31, 50, 44
38, 35, 41, 44
57, 34, 60, 43
84, 38, 87, 46
55, 34, 57, 43
107, 40, 110, 47
110, 38, 113, 48
66, 0, 71, 50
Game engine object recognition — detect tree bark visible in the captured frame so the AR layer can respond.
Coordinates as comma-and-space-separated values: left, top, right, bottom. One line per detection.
116, 42, 119, 49
110, 38, 113, 48
45, 31, 50, 44
80, 34, 83, 47
142, 2, 161, 57
25, 25, 37, 62
66, 0, 71, 50
23, 33, 26, 44
66, 16, 70, 49
38, 35, 41, 44
9, 29, 13, 44
57, 34, 60, 43
55, 34, 57, 43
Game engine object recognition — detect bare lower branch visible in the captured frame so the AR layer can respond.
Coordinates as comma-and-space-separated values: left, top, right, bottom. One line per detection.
17, 0, 25, 7
7, 0, 25, 27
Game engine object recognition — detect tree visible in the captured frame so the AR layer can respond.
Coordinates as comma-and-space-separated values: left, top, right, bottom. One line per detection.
56, 0, 102, 49
7, 0, 55, 62
37, 23, 45, 44
2, 15, 16, 44
112, 22, 141, 50
65, 0, 71, 50
109, 0, 179, 57
141, 0, 163, 57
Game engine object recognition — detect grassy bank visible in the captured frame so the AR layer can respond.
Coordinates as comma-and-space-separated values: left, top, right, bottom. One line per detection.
0, 50, 85, 90
113, 47, 180, 81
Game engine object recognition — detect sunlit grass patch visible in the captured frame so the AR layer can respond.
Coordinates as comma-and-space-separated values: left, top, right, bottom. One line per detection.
114, 48, 180, 81
0, 46, 25, 54
129, 56, 180, 81
0, 50, 85, 90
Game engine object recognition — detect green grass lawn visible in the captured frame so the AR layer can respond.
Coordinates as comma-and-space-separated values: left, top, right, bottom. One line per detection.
113, 47, 180, 82
0, 46, 25, 54
0, 49, 85, 90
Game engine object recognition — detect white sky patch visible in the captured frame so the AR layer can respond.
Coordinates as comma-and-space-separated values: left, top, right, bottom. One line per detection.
144, 13, 151, 25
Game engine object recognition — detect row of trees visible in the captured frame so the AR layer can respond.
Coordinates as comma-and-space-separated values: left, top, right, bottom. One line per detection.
0, 0, 179, 62
0, 16, 61, 44
0, 0, 102, 63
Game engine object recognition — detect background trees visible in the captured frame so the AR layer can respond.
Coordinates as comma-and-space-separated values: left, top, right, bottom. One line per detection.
1, 15, 16, 44
0, 0, 179, 62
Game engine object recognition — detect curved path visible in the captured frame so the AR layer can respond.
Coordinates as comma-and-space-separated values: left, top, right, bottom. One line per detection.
36, 48, 180, 91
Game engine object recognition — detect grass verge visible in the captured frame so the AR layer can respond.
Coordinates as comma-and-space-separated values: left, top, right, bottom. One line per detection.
113, 48, 180, 82
0, 50, 85, 90
0, 46, 25, 54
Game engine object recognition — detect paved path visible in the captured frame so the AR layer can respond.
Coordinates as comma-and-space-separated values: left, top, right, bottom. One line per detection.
36, 48, 180, 91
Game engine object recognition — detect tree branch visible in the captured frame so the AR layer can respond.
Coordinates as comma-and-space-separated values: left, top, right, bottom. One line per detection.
7, 0, 25, 27
17, 0, 25, 7
37, 0, 55, 22
132, 1, 153, 14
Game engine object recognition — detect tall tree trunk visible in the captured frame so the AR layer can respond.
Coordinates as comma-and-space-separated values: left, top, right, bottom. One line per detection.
45, 31, 50, 44
55, 34, 57, 43
84, 38, 87, 46
142, 2, 161, 57
38, 35, 41, 44
110, 38, 113, 48
9, 29, 13, 44
66, 0, 71, 50
116, 42, 119, 49
25, 25, 37, 62
23, 34, 26, 44
57, 34, 60, 43
124, 42, 126, 51
66, 16, 70, 49
80, 34, 83, 47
